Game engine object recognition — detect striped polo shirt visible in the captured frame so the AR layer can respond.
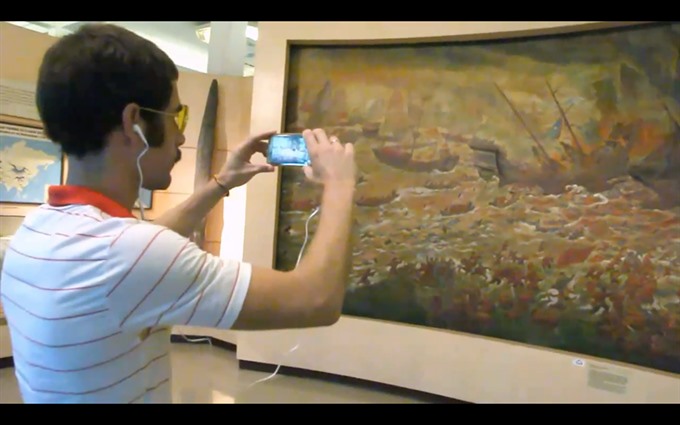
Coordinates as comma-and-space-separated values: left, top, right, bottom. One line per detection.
0, 186, 252, 403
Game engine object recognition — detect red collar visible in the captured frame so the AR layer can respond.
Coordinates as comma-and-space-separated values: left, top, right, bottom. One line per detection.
48, 186, 135, 218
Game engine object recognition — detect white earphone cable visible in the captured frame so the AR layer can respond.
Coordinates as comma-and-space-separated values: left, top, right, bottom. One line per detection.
133, 125, 149, 222
244, 205, 320, 390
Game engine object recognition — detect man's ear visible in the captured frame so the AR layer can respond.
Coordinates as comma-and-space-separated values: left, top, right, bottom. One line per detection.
121, 103, 142, 146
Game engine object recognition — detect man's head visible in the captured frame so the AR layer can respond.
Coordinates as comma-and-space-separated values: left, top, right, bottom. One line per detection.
36, 23, 186, 191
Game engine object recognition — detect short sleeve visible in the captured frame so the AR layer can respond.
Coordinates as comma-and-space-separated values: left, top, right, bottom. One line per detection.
104, 222, 251, 332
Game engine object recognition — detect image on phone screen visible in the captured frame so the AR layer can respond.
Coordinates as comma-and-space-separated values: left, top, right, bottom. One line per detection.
267, 133, 310, 166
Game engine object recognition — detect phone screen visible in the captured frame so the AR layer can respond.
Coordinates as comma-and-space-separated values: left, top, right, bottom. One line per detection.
267, 133, 310, 166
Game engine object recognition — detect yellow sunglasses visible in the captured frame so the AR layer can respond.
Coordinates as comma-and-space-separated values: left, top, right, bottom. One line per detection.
140, 104, 189, 133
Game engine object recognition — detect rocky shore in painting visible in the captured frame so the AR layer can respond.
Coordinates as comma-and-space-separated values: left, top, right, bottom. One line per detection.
277, 130, 680, 373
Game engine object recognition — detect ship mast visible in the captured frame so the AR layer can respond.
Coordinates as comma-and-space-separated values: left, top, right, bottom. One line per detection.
494, 83, 553, 165
545, 80, 585, 157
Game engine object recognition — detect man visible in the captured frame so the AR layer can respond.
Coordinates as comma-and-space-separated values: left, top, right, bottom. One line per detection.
0, 23, 356, 403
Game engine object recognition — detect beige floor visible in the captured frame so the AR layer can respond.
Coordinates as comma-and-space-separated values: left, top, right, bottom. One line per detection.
0, 342, 431, 403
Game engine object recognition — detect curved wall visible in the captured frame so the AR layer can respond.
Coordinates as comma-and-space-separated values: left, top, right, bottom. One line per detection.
239, 21, 680, 403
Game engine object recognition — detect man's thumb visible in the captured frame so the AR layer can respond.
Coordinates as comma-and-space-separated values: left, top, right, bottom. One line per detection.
258, 164, 276, 173
303, 165, 314, 180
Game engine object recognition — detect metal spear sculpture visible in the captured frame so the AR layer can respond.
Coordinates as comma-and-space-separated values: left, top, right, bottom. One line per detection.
191, 79, 219, 249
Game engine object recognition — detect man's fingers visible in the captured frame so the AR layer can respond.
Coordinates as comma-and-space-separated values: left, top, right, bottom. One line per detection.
329, 135, 342, 151
253, 140, 269, 155
234, 130, 276, 159
242, 130, 277, 153
303, 165, 315, 181
344, 142, 355, 157
312, 128, 331, 146
257, 164, 276, 173
303, 129, 318, 156
249, 130, 278, 143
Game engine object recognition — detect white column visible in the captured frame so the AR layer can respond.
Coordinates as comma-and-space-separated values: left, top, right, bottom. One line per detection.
207, 21, 248, 76
206, 22, 250, 263
174, 22, 250, 347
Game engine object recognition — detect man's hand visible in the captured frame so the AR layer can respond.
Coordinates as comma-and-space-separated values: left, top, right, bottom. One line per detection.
302, 128, 356, 186
155, 130, 277, 237
216, 130, 277, 190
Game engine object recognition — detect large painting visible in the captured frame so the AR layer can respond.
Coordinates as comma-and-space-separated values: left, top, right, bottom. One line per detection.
275, 22, 680, 374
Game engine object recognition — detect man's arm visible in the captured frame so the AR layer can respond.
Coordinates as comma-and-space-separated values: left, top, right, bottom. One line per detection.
105, 180, 354, 333
106, 129, 357, 333
152, 178, 227, 238
153, 130, 276, 237
231, 129, 357, 330
230, 180, 355, 329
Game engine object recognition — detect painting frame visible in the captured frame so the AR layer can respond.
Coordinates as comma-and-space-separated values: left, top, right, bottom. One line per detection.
239, 22, 679, 403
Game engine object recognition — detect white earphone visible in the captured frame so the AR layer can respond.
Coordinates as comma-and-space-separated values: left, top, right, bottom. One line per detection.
133, 124, 149, 148
132, 124, 149, 220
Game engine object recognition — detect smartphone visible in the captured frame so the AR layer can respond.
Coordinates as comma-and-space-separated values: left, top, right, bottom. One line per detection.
266, 133, 310, 167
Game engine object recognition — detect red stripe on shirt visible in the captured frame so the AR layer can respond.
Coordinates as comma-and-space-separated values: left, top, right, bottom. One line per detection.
109, 223, 139, 247
1, 268, 106, 291
127, 377, 170, 404
153, 253, 208, 326
8, 323, 122, 348
12, 327, 166, 373
8, 245, 106, 262
16, 353, 168, 395
185, 286, 207, 325
214, 262, 241, 327
42, 207, 103, 222
22, 224, 116, 239
118, 240, 190, 327
1, 294, 107, 321
106, 228, 166, 296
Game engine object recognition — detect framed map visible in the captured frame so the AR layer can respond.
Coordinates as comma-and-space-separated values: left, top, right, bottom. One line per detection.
0, 122, 63, 205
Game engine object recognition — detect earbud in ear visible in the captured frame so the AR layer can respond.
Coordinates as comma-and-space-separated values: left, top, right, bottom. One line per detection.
133, 124, 149, 148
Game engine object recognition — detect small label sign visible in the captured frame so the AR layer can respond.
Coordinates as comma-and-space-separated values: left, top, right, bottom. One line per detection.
587, 364, 630, 394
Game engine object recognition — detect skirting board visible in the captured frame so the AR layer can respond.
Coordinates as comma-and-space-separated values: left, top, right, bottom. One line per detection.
0, 322, 13, 369
238, 359, 466, 403
170, 334, 464, 403
234, 317, 680, 403
0, 324, 12, 359
0, 356, 13, 369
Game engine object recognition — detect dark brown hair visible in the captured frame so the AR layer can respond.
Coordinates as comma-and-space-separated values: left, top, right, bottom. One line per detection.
36, 23, 179, 158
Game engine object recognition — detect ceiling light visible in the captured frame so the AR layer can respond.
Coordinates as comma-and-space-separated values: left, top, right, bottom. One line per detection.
195, 23, 258, 44
6, 21, 50, 34
196, 24, 211, 43
245, 26, 258, 41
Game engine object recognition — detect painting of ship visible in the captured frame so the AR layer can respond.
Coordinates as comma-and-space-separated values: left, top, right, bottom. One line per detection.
373, 90, 461, 173
276, 22, 680, 375
468, 79, 680, 208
